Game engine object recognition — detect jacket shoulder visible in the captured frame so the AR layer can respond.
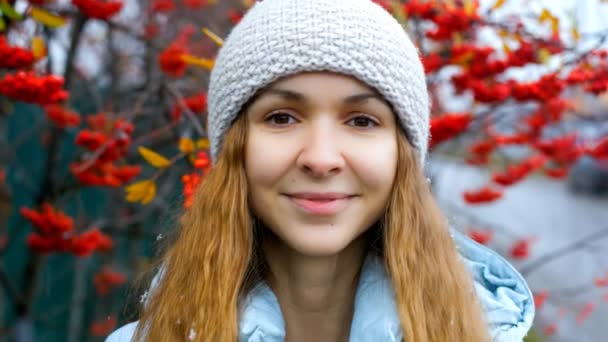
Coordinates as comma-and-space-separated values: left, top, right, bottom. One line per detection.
451, 228, 535, 342
105, 321, 139, 342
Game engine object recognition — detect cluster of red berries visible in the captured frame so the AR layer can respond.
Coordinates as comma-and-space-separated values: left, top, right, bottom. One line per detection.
170, 93, 207, 122
72, 0, 123, 20
93, 266, 127, 296
21, 203, 113, 256
71, 113, 141, 187
181, 151, 210, 208
44, 105, 81, 128
429, 112, 472, 149
0, 72, 68, 105
0, 35, 35, 69
402, 0, 480, 40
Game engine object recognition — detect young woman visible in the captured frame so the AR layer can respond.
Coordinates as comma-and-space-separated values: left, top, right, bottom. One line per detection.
107, 0, 534, 341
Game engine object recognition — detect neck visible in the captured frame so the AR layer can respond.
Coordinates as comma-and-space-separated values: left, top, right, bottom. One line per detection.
262, 233, 367, 342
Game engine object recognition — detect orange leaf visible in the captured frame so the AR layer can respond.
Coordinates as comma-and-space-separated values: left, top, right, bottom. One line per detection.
138, 146, 171, 168
201, 27, 223, 47
178, 137, 195, 154
572, 27, 580, 42
32, 36, 47, 59
538, 8, 553, 23
463, 0, 477, 16
537, 48, 551, 65
196, 138, 209, 150
125, 180, 156, 205
180, 54, 214, 70
538, 8, 559, 35
492, 0, 506, 10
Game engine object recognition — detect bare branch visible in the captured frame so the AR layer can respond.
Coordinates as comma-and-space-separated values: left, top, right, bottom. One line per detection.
520, 227, 608, 276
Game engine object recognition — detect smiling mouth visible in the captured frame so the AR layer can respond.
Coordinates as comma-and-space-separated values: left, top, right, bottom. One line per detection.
284, 194, 357, 216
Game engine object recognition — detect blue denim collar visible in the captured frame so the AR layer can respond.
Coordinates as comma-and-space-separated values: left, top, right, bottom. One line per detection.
238, 228, 535, 342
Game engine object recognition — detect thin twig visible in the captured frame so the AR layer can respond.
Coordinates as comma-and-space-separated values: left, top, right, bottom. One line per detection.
0, 262, 24, 308
165, 85, 206, 137
520, 227, 608, 276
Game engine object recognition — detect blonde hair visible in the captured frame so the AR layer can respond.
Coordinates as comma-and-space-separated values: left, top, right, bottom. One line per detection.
133, 113, 490, 341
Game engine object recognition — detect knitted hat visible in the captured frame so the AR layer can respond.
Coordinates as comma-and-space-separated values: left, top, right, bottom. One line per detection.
207, 0, 430, 165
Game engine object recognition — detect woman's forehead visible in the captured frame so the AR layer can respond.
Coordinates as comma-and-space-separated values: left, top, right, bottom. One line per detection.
269, 71, 376, 92
250, 71, 391, 108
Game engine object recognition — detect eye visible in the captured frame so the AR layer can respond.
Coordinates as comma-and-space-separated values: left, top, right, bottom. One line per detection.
347, 115, 379, 128
265, 112, 298, 126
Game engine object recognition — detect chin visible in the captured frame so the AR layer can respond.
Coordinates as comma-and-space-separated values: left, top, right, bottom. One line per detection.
280, 226, 360, 257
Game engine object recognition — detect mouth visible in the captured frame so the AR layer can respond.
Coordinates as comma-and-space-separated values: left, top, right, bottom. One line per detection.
283, 192, 358, 216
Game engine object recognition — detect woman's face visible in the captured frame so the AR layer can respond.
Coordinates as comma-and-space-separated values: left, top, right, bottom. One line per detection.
245, 72, 398, 257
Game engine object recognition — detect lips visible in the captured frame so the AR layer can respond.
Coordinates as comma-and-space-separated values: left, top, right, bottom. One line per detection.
284, 192, 357, 215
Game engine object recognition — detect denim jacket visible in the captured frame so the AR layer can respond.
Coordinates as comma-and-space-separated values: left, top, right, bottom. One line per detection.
106, 229, 535, 341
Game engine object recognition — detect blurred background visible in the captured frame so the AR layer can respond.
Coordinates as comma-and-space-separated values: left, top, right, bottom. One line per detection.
1, 0, 607, 341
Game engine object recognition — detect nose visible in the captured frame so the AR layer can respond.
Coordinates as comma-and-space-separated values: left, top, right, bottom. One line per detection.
296, 119, 345, 178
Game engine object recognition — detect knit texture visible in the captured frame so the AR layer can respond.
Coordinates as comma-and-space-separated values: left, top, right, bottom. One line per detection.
207, 0, 430, 165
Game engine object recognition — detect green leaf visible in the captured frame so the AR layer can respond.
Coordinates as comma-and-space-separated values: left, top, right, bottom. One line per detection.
30, 6, 66, 28
0, 0, 23, 20
0, 16, 5, 32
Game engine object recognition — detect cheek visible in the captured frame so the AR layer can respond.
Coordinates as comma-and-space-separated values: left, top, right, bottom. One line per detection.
245, 130, 294, 190
347, 137, 398, 192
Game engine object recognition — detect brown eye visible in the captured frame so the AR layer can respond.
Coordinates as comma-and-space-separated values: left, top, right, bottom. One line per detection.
265, 112, 297, 126
348, 115, 378, 128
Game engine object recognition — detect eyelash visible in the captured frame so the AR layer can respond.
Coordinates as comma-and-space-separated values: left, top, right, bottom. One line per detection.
264, 112, 380, 128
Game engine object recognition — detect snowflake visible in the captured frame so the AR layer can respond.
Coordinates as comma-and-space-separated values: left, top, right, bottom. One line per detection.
188, 328, 197, 341
139, 291, 148, 303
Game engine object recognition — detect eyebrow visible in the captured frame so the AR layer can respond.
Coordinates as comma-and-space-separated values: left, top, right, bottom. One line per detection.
259, 87, 390, 106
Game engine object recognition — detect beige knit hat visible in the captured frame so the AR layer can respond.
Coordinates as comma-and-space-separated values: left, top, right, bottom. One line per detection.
207, 0, 430, 165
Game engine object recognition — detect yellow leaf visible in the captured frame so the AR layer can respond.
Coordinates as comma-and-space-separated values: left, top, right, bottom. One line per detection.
537, 48, 551, 64
463, 0, 477, 16
196, 138, 209, 150
550, 17, 559, 36
492, 0, 506, 9
179, 138, 195, 154
138, 146, 171, 168
390, 1, 407, 24
141, 183, 157, 205
538, 9, 559, 36
241, 0, 254, 8
30, 7, 67, 28
538, 8, 552, 23
513, 32, 523, 42
572, 26, 580, 42
453, 50, 474, 67
201, 27, 223, 47
125, 180, 156, 205
452, 32, 464, 45
32, 36, 47, 59
180, 54, 214, 70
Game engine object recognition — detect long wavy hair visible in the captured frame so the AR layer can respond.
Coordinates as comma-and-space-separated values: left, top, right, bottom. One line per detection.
132, 110, 490, 341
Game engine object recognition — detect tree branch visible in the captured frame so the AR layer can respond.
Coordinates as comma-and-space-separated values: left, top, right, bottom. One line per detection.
520, 227, 608, 276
